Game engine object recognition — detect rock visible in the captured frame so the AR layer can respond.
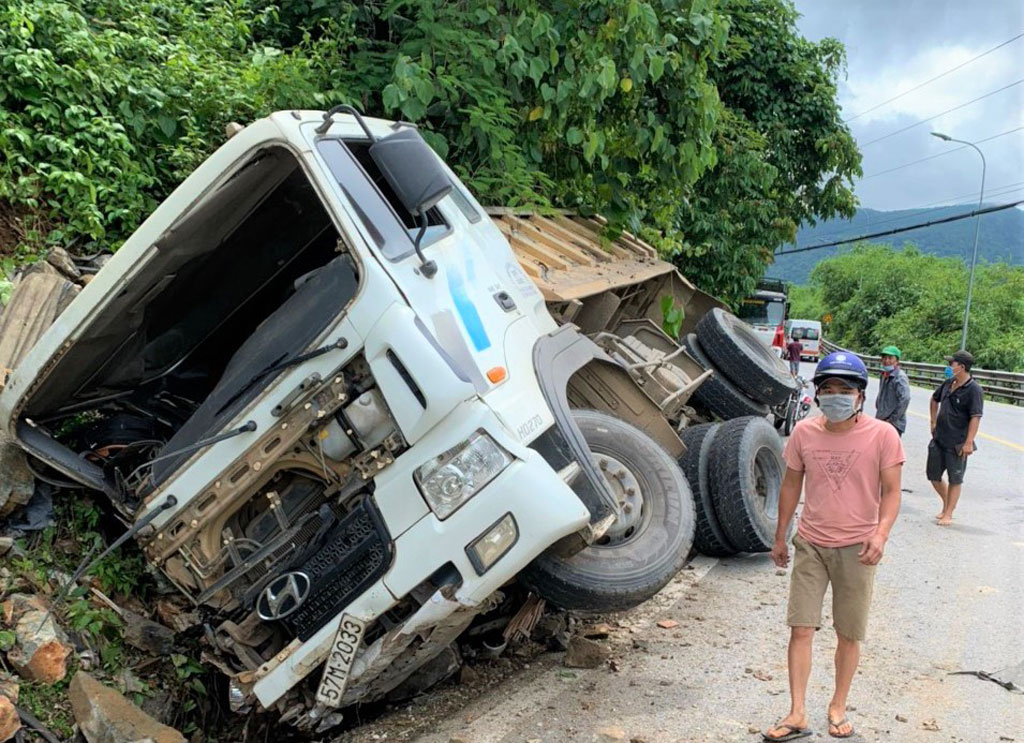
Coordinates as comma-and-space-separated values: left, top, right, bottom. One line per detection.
45, 247, 81, 280
0, 696, 21, 743
752, 670, 773, 682
655, 619, 678, 629
69, 671, 186, 743
122, 610, 175, 655
564, 636, 610, 669
3, 594, 72, 683
631, 738, 650, 743
921, 719, 940, 731
595, 725, 625, 743
775, 569, 787, 576
895, 714, 908, 722
582, 622, 614, 639
449, 736, 471, 743
458, 664, 481, 686
0, 433, 34, 519
141, 690, 176, 726
154, 600, 200, 634
748, 726, 761, 734
0, 674, 17, 704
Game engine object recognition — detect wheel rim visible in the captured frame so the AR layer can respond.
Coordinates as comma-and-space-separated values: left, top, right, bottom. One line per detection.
592, 454, 648, 546
752, 446, 783, 520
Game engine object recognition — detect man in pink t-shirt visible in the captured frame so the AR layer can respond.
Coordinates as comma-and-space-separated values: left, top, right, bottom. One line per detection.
763, 352, 904, 742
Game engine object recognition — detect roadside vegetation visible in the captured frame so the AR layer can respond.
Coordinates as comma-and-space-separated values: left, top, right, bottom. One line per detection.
0, 0, 859, 306
789, 244, 1024, 372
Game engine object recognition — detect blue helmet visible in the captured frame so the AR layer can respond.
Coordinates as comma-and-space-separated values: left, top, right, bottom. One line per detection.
813, 351, 868, 390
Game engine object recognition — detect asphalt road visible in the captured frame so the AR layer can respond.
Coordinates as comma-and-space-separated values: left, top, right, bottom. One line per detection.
335, 364, 1023, 743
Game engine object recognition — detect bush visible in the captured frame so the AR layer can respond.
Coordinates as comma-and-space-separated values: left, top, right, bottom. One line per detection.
793, 243, 1024, 371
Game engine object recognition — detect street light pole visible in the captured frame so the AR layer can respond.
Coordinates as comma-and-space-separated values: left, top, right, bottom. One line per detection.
931, 131, 987, 351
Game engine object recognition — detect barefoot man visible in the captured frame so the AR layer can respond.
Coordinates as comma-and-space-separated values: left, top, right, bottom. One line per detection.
764, 351, 904, 741
929, 349, 983, 526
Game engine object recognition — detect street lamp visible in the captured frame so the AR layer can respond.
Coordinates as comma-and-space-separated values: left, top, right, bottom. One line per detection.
931, 131, 986, 351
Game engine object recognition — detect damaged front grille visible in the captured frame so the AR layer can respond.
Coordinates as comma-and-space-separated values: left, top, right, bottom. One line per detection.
283, 496, 393, 641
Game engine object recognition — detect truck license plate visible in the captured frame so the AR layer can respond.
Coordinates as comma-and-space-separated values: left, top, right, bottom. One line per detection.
315, 614, 366, 707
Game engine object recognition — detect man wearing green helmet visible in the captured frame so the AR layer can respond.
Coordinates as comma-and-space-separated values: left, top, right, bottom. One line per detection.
875, 345, 910, 436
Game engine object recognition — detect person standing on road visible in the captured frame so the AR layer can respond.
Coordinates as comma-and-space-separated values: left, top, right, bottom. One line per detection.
928, 349, 983, 526
763, 352, 905, 742
875, 345, 911, 436
786, 335, 804, 377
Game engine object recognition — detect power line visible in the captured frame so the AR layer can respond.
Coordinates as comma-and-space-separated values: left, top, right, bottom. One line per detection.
774, 200, 1024, 256
860, 126, 1024, 179
858, 79, 1024, 148
844, 32, 1024, 123
804, 180, 1024, 244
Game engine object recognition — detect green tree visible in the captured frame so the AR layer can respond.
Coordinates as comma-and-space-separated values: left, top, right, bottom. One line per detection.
800, 244, 1024, 372
1, 0, 858, 308
671, 0, 861, 303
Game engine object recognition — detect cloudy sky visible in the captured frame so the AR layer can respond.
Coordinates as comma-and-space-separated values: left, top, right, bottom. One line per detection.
792, 0, 1024, 213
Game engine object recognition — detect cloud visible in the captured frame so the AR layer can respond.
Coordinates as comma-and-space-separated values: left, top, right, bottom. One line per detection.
840, 43, 1022, 129
792, 0, 1024, 211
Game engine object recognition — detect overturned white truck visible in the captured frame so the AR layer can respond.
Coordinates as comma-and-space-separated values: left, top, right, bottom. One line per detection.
0, 108, 796, 729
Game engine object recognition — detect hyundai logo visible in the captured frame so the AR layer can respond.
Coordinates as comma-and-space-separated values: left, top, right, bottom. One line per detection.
257, 571, 311, 621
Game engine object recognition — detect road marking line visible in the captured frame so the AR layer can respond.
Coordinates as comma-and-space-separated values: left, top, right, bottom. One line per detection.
907, 410, 1024, 452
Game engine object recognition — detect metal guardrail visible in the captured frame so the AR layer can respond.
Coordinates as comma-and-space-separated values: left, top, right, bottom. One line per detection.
819, 339, 1024, 405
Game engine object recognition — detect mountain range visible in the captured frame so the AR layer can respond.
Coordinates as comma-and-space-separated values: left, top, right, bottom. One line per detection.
769, 203, 1024, 285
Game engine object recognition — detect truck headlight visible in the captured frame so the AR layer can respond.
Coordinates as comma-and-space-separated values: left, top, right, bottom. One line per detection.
415, 431, 512, 519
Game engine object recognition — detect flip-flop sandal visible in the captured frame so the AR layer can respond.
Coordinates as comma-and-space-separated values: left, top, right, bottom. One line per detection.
762, 723, 813, 742
828, 716, 855, 738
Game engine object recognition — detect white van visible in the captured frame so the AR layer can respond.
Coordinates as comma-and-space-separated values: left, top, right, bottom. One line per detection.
784, 319, 822, 360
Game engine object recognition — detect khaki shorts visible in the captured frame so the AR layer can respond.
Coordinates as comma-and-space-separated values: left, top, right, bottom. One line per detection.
787, 533, 877, 641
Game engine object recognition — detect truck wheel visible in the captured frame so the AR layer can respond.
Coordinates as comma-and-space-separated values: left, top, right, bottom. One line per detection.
708, 416, 787, 553
519, 410, 696, 612
678, 423, 737, 557
696, 308, 798, 407
683, 334, 770, 420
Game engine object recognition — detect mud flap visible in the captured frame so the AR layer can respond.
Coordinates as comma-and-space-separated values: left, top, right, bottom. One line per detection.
531, 325, 620, 524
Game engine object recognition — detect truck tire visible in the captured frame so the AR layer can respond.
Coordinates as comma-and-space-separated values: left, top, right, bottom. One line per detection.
678, 423, 737, 557
708, 416, 787, 553
519, 410, 696, 612
696, 308, 798, 406
683, 334, 770, 420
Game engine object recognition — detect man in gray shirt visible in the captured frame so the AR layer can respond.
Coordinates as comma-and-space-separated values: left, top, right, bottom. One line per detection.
875, 345, 911, 436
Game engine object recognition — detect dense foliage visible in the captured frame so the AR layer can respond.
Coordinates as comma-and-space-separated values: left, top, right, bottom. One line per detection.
0, 0, 858, 304
672, 0, 861, 297
789, 244, 1024, 371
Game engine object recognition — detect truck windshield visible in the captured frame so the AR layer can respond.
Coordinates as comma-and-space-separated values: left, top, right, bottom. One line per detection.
738, 297, 785, 326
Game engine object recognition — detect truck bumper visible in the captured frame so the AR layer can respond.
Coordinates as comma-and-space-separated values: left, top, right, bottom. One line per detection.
250, 402, 589, 708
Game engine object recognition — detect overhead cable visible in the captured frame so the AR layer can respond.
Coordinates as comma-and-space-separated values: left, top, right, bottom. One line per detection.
774, 200, 1024, 256
858, 79, 1024, 148
844, 32, 1024, 122
861, 126, 1024, 179
805, 180, 1024, 243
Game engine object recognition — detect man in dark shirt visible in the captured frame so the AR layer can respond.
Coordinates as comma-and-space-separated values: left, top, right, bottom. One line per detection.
928, 350, 983, 526
786, 336, 803, 377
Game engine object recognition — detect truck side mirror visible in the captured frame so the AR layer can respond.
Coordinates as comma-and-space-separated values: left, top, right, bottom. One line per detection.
369, 128, 452, 217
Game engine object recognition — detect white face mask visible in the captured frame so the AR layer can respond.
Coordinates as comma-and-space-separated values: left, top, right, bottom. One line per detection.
818, 393, 859, 422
